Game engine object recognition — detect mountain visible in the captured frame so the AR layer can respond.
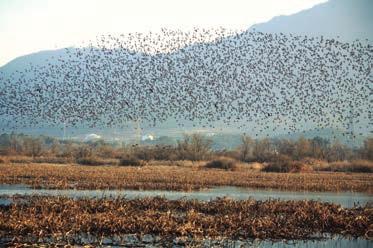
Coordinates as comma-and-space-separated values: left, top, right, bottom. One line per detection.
250, 0, 373, 41
1, 0, 372, 74
0, 0, 371, 143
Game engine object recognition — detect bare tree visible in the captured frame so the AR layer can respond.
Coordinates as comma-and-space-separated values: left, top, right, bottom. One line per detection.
23, 137, 44, 157
253, 138, 273, 162
294, 137, 311, 160
361, 138, 373, 160
326, 141, 350, 161
239, 135, 254, 162
177, 133, 212, 161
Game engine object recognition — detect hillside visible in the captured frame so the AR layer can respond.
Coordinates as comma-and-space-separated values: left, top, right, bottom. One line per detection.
250, 0, 373, 41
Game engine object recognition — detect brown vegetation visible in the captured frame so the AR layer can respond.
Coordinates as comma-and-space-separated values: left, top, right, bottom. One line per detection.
0, 196, 371, 246
261, 156, 373, 173
32, 156, 73, 164
76, 157, 115, 166
119, 157, 145, 166
319, 160, 373, 173
261, 155, 302, 173
205, 157, 238, 171
0, 163, 372, 192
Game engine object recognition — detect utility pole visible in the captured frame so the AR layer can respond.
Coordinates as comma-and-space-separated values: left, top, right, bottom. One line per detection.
134, 119, 141, 144
63, 121, 66, 140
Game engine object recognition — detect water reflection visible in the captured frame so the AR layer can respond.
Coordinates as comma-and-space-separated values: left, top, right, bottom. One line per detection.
245, 237, 372, 248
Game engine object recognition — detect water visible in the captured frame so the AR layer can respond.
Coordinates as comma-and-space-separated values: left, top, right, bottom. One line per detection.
0, 184, 371, 247
0, 185, 371, 208
244, 237, 372, 248
204, 238, 373, 248
1, 236, 371, 248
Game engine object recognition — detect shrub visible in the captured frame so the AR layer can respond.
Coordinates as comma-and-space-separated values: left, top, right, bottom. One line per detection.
263, 154, 292, 172
252, 162, 266, 171
75, 145, 93, 159
326, 160, 373, 173
290, 163, 314, 173
262, 155, 307, 173
300, 157, 328, 171
214, 150, 241, 161
119, 157, 145, 166
349, 160, 373, 173
9, 157, 32, 164
33, 157, 73, 164
262, 161, 296, 173
131, 145, 177, 161
94, 145, 118, 158
0, 149, 9, 156
76, 157, 107, 166
205, 157, 238, 171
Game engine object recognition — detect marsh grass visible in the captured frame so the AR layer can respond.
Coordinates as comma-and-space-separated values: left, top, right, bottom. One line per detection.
0, 196, 371, 245
0, 163, 372, 192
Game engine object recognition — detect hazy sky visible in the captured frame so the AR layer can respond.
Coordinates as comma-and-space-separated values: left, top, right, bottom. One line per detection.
0, 0, 326, 66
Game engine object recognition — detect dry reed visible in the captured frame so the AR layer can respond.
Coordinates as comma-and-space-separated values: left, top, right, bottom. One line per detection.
0, 163, 372, 193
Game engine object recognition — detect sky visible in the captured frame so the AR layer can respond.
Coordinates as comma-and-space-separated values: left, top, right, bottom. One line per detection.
0, 0, 327, 66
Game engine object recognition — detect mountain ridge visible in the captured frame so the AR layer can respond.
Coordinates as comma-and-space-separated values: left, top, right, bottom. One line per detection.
250, 0, 373, 41
1, 0, 373, 72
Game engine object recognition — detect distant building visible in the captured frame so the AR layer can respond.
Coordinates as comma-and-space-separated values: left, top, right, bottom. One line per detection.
142, 134, 155, 141
84, 133, 102, 141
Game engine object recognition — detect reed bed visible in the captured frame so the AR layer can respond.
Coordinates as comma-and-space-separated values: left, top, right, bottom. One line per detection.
0, 163, 372, 193
0, 196, 372, 246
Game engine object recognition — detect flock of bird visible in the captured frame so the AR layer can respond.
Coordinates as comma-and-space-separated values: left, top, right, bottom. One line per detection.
0, 28, 371, 138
